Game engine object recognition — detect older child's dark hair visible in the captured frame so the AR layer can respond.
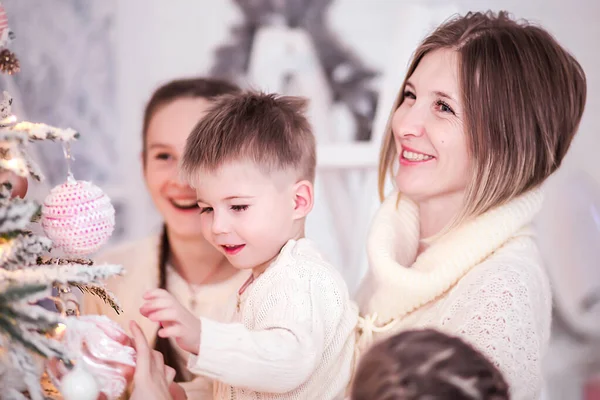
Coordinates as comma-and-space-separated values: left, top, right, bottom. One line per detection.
351, 329, 509, 400
181, 91, 316, 184
142, 77, 241, 161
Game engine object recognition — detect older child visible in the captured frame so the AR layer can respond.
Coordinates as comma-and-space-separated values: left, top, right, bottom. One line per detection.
140, 91, 358, 399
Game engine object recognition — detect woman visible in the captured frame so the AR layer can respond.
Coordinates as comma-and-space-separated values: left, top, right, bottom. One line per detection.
355, 11, 586, 400
84, 78, 250, 398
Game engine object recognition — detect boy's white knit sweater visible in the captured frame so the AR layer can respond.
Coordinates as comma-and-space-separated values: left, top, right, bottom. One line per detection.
187, 238, 358, 400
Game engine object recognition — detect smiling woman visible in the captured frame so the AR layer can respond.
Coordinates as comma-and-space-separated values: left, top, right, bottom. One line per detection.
83, 78, 250, 399
356, 11, 586, 400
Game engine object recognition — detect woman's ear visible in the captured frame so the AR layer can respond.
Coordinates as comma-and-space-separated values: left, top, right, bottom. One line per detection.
292, 180, 314, 220
141, 151, 147, 174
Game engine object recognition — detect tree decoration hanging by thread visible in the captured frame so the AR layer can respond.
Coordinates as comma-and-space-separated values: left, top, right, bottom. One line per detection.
0, 2, 19, 75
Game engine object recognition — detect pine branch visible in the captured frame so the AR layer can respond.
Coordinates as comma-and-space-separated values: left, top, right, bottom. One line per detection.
19, 148, 43, 181
0, 129, 28, 143
0, 315, 51, 358
7, 346, 46, 400
0, 234, 53, 270
0, 305, 63, 358
0, 263, 124, 286
11, 303, 65, 328
0, 197, 39, 233
4, 389, 29, 400
8, 122, 79, 142
0, 154, 28, 177
30, 205, 41, 223
0, 181, 12, 201
19, 327, 67, 360
72, 282, 122, 315
0, 283, 48, 303
37, 257, 93, 266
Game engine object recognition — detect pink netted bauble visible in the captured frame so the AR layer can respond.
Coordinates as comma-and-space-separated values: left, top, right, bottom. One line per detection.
41, 179, 115, 256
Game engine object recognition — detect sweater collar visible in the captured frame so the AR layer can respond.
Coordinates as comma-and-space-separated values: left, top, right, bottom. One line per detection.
357, 188, 544, 324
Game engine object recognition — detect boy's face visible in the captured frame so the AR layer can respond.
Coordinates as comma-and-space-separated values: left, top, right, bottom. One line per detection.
195, 160, 308, 273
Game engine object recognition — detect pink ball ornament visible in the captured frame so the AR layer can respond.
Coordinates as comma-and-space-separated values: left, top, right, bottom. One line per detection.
41, 178, 115, 256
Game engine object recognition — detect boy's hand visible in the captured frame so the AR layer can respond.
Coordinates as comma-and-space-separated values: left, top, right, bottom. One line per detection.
140, 289, 201, 355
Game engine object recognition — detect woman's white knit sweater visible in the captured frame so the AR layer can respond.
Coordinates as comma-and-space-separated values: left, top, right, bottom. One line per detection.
188, 238, 358, 400
356, 189, 552, 400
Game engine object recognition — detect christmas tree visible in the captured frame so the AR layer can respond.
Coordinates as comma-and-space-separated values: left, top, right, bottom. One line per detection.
0, 4, 132, 400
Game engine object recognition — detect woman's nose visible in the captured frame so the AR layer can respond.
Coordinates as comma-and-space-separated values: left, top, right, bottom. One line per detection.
396, 107, 427, 139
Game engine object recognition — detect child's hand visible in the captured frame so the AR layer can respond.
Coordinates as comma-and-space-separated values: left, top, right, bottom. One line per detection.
140, 289, 202, 355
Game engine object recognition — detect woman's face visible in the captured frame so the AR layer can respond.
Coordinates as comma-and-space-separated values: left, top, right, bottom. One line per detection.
391, 48, 471, 206
143, 97, 211, 239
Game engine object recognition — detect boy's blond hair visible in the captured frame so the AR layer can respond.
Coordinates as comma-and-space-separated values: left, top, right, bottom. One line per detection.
181, 91, 316, 185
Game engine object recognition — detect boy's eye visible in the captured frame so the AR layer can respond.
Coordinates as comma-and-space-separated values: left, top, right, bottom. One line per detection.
231, 205, 248, 212
199, 207, 213, 214
154, 152, 172, 161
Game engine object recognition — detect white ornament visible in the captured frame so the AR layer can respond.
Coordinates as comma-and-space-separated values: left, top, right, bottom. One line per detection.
59, 364, 100, 400
41, 177, 115, 256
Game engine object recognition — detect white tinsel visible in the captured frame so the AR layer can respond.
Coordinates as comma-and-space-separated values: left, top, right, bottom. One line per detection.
0, 263, 124, 285
76, 281, 122, 314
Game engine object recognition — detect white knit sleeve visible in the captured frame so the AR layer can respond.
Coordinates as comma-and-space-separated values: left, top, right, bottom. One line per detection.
187, 280, 324, 393
437, 261, 550, 400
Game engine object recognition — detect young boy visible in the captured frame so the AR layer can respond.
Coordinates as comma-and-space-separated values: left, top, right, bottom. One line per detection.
140, 91, 358, 399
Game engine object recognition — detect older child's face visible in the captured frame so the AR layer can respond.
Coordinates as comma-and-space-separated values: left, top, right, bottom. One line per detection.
195, 161, 304, 274
144, 98, 212, 239
391, 48, 471, 207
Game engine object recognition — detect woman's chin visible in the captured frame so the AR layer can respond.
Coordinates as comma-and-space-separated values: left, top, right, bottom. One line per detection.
163, 214, 203, 239
396, 180, 427, 199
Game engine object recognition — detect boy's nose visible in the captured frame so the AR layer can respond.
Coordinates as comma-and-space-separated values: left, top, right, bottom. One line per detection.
211, 214, 230, 235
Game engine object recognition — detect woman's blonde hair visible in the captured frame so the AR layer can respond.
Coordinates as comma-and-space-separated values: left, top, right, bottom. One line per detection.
378, 11, 586, 231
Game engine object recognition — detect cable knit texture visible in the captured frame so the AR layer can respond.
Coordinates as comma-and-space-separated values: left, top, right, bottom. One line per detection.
188, 238, 358, 400
355, 189, 552, 400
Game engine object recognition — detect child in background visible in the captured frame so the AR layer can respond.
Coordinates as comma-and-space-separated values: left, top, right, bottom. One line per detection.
140, 91, 358, 399
351, 329, 510, 400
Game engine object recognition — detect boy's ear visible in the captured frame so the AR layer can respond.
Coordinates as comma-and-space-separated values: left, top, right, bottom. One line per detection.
292, 180, 314, 220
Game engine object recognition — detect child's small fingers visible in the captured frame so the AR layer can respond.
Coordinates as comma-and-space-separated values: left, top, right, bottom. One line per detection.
157, 325, 181, 339
139, 298, 174, 316
165, 365, 176, 385
147, 309, 179, 323
143, 288, 170, 300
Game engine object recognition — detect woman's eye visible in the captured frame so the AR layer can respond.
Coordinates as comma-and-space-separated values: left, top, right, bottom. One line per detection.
436, 100, 455, 115
403, 90, 416, 100
231, 205, 248, 212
